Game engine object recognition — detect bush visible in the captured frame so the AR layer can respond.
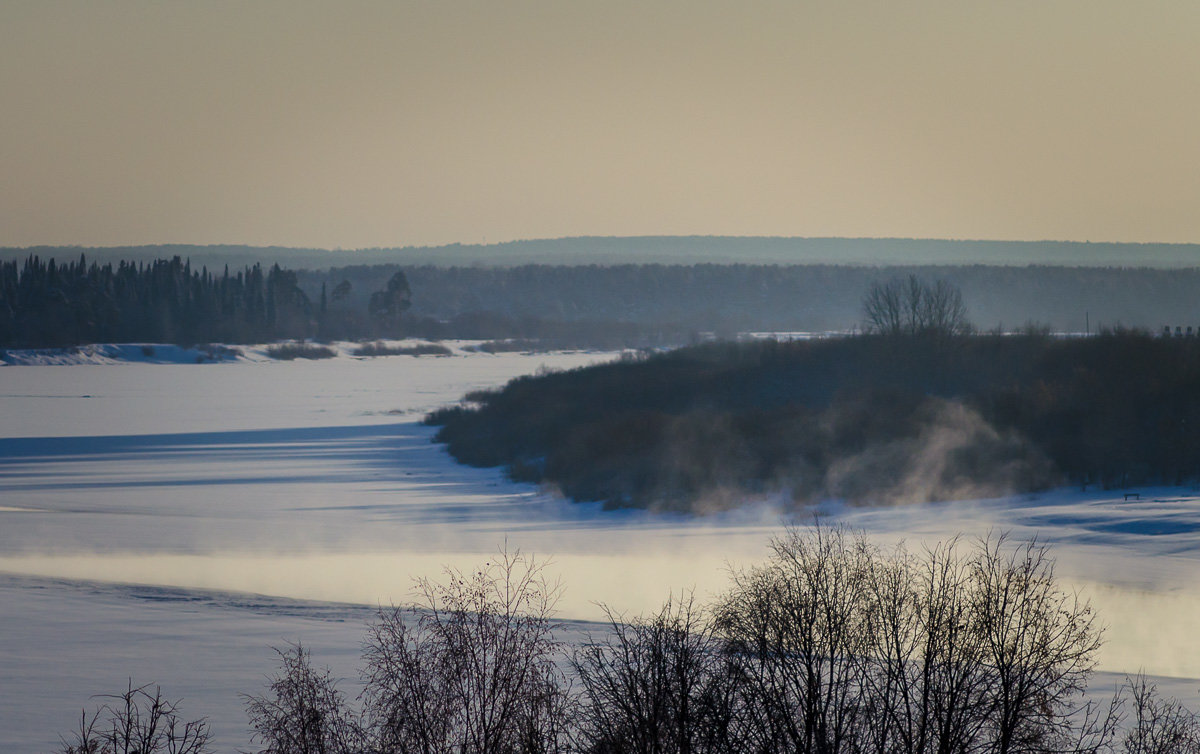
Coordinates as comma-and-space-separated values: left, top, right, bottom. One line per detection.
243, 644, 363, 754
573, 593, 736, 754
352, 341, 452, 357
56, 680, 211, 754
361, 548, 571, 754
241, 547, 571, 754
713, 526, 1115, 754
471, 339, 545, 354
1124, 674, 1200, 754
265, 343, 337, 360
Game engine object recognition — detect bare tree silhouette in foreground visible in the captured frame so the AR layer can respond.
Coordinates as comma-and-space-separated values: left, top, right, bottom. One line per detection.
244, 643, 364, 754
56, 680, 211, 754
53, 530, 1200, 754
360, 547, 572, 754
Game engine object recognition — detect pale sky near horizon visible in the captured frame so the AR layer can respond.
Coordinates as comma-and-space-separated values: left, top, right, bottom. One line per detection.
3, 1, 1199, 249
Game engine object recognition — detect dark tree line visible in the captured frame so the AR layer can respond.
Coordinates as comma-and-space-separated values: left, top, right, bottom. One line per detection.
301, 263, 1200, 337
0, 256, 411, 347
10, 255, 1200, 350
428, 330, 1200, 510
54, 530, 1200, 754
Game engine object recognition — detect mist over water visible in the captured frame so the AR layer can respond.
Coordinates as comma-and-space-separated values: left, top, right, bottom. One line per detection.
2, 549, 1198, 678
820, 397, 1056, 505
0, 548, 758, 624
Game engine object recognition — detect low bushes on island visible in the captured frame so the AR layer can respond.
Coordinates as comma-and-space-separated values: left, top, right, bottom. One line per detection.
265, 342, 338, 360
427, 330, 1200, 511
352, 341, 453, 357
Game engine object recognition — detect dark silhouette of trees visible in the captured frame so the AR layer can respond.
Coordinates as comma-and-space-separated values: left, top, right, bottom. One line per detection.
862, 275, 972, 337
243, 644, 364, 754
1122, 674, 1200, 754
10, 254, 1200, 348
360, 548, 572, 754
56, 680, 211, 754
969, 535, 1109, 754
573, 594, 737, 754
318, 279, 365, 340
53, 529, 1200, 753
0, 255, 306, 347
0, 256, 407, 347
368, 271, 412, 337
265, 264, 314, 340
429, 331, 1200, 511
715, 525, 877, 754
331, 280, 353, 304
714, 526, 1117, 754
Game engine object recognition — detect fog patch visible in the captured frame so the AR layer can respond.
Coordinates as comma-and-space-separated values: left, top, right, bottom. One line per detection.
630, 395, 1059, 512
823, 398, 1058, 506
0, 548, 767, 624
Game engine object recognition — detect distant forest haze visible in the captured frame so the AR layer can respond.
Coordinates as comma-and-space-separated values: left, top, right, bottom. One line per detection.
6, 242, 1200, 347
8, 237, 1200, 268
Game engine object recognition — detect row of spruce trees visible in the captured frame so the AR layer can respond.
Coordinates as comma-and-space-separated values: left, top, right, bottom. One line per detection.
0, 255, 412, 348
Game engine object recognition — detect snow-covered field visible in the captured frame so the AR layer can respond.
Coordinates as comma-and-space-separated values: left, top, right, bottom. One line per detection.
3, 344, 1200, 751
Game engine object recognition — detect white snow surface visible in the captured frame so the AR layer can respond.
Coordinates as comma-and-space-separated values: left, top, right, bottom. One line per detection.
2, 344, 1200, 751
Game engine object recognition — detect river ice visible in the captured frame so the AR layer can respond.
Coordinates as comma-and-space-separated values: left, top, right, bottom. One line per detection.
2, 344, 1199, 751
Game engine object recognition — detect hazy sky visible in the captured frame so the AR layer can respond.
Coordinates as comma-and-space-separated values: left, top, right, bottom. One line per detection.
3, 1, 1199, 248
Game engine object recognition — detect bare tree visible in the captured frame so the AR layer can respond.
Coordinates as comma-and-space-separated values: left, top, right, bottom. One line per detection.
57, 680, 211, 754
243, 643, 364, 754
969, 533, 1112, 754
573, 592, 737, 754
862, 275, 971, 337
921, 279, 971, 337
53, 532, 1145, 754
715, 525, 875, 754
859, 538, 994, 754
360, 547, 572, 754
713, 525, 1119, 754
862, 277, 906, 337
1122, 674, 1200, 754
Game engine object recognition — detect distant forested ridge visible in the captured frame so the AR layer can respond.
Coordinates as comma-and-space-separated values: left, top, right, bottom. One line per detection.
427, 332, 1200, 511
308, 262, 1200, 336
8, 253, 1200, 348
8, 236, 1200, 268
0, 255, 407, 347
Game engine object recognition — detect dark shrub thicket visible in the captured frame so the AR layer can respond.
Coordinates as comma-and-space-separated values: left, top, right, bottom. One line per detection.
266, 343, 338, 360
427, 332, 1200, 509
352, 341, 452, 357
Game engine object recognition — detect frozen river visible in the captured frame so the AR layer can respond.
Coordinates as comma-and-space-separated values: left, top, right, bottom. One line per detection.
3, 345, 1200, 751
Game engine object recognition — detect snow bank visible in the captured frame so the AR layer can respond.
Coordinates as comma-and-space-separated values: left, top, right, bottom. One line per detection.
0, 339, 597, 366
0, 342, 244, 366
